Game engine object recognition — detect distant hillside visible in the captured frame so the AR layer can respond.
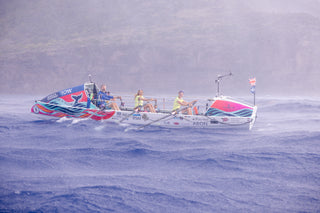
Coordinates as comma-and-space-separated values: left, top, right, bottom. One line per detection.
0, 0, 320, 97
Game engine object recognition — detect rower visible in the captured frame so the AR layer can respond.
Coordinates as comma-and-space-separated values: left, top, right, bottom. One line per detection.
172, 91, 197, 115
98, 84, 123, 111
134, 89, 156, 113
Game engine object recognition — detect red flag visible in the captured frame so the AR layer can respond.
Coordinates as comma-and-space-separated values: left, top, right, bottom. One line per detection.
249, 78, 256, 86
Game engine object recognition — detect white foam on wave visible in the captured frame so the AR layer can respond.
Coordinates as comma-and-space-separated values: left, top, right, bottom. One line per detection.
57, 117, 87, 126
119, 123, 130, 127
71, 118, 83, 125
56, 117, 71, 123
124, 126, 139, 132
94, 125, 105, 131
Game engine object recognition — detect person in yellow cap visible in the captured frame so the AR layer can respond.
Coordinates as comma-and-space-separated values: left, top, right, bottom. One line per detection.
172, 91, 197, 115
134, 89, 156, 113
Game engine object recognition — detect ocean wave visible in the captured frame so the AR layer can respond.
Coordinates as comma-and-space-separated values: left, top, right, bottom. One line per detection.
259, 99, 320, 113
1, 96, 320, 212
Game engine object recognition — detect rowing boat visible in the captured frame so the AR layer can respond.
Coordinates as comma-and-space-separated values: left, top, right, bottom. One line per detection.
31, 76, 257, 130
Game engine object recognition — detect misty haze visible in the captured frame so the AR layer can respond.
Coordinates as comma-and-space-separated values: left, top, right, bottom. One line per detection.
1, 1, 320, 213
1, 0, 320, 97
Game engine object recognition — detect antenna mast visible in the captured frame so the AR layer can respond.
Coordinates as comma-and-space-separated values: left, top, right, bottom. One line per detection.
215, 72, 233, 97
88, 74, 93, 83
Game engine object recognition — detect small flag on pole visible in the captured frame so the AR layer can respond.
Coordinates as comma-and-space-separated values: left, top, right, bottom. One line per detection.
249, 77, 256, 94
249, 77, 256, 86
250, 85, 256, 94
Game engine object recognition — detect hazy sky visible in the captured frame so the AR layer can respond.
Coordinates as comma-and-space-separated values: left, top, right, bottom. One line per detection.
0, 0, 319, 97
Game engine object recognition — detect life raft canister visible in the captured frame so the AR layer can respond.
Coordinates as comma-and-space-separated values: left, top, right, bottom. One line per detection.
193, 106, 198, 115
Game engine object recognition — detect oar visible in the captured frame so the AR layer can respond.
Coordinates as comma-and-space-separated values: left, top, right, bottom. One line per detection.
136, 110, 178, 130
137, 101, 197, 130
119, 99, 156, 123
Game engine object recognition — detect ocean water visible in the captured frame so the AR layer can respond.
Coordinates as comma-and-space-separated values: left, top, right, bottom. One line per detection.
0, 95, 320, 212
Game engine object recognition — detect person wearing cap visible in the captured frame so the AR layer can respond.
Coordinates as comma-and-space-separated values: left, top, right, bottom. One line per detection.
172, 91, 197, 115
98, 84, 123, 111
134, 89, 156, 113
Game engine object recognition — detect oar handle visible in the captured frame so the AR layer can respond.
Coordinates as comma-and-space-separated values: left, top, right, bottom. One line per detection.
188, 100, 197, 107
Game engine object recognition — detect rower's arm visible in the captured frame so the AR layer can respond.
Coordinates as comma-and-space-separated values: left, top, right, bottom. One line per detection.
99, 93, 108, 100
178, 100, 188, 106
114, 96, 122, 101
179, 100, 197, 107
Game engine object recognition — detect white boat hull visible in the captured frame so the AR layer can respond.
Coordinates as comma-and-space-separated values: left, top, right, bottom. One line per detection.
108, 110, 253, 128
30, 83, 258, 130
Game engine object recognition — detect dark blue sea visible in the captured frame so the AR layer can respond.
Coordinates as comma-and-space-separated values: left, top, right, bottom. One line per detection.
1, 95, 320, 212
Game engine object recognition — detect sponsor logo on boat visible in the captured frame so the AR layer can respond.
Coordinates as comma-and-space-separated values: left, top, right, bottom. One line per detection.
46, 93, 58, 101
142, 114, 149, 121
192, 117, 207, 121
71, 94, 83, 105
210, 120, 218, 124
132, 114, 141, 120
60, 88, 73, 96
33, 105, 40, 114
222, 118, 229, 122
173, 117, 183, 120
223, 104, 235, 111
193, 122, 208, 126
